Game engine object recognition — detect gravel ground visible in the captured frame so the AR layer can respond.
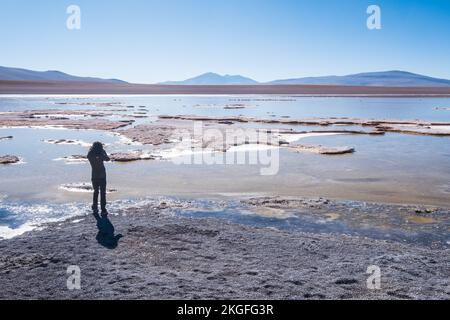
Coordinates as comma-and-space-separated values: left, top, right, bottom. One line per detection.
0, 199, 449, 300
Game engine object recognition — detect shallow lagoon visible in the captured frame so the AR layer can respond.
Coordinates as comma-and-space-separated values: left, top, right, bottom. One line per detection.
1, 95, 450, 239
1, 95, 450, 121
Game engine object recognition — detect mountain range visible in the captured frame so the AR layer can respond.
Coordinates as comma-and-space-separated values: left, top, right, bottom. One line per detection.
160, 72, 258, 85
0, 66, 126, 84
161, 71, 450, 87
268, 71, 450, 87
1, 66, 450, 87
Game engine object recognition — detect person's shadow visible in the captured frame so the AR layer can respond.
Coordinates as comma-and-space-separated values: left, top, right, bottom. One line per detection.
93, 213, 123, 249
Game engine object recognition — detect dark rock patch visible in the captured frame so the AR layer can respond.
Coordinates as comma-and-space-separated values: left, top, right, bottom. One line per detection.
0, 155, 20, 164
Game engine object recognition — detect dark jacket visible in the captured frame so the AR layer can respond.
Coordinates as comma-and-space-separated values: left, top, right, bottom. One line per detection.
87, 150, 110, 180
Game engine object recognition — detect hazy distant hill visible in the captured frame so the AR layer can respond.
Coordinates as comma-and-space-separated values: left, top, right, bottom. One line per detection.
160, 72, 259, 85
160, 70, 450, 87
269, 71, 450, 87
3, 66, 450, 87
0, 66, 126, 84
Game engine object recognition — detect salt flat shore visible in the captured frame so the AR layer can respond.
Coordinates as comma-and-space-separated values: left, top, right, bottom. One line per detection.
0, 198, 448, 300
2, 80, 450, 96
1, 109, 449, 166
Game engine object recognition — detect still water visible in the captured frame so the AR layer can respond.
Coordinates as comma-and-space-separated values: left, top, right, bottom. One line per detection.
1, 95, 449, 239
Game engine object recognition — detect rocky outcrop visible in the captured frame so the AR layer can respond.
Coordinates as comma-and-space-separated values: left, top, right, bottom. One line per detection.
375, 124, 450, 136
118, 124, 176, 145
45, 139, 77, 144
18, 109, 113, 117
58, 155, 88, 163
54, 102, 123, 108
61, 152, 159, 163
127, 115, 149, 119
43, 139, 91, 147
0, 110, 134, 130
288, 145, 355, 155
0, 155, 20, 164
273, 129, 385, 136
159, 114, 250, 123
158, 115, 450, 136
223, 104, 250, 109
117, 124, 357, 156
110, 152, 158, 162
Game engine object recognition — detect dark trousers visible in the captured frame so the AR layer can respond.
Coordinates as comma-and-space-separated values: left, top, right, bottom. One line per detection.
92, 178, 107, 211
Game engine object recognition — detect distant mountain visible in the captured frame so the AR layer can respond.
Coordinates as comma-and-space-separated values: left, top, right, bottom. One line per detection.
3, 67, 449, 87
160, 72, 258, 85
0, 66, 126, 84
269, 71, 450, 87
160, 70, 450, 87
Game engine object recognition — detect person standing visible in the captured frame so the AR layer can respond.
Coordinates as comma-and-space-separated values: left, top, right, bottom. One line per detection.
87, 142, 110, 215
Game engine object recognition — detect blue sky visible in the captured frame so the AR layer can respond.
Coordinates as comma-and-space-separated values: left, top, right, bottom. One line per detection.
1, 0, 449, 83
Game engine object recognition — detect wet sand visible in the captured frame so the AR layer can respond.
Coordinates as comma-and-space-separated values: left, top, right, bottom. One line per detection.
0, 197, 448, 300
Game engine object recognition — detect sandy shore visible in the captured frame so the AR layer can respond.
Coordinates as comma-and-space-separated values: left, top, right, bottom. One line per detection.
0, 198, 448, 300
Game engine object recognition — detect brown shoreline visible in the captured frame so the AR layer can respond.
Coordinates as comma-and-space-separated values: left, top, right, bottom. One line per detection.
2, 80, 450, 96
